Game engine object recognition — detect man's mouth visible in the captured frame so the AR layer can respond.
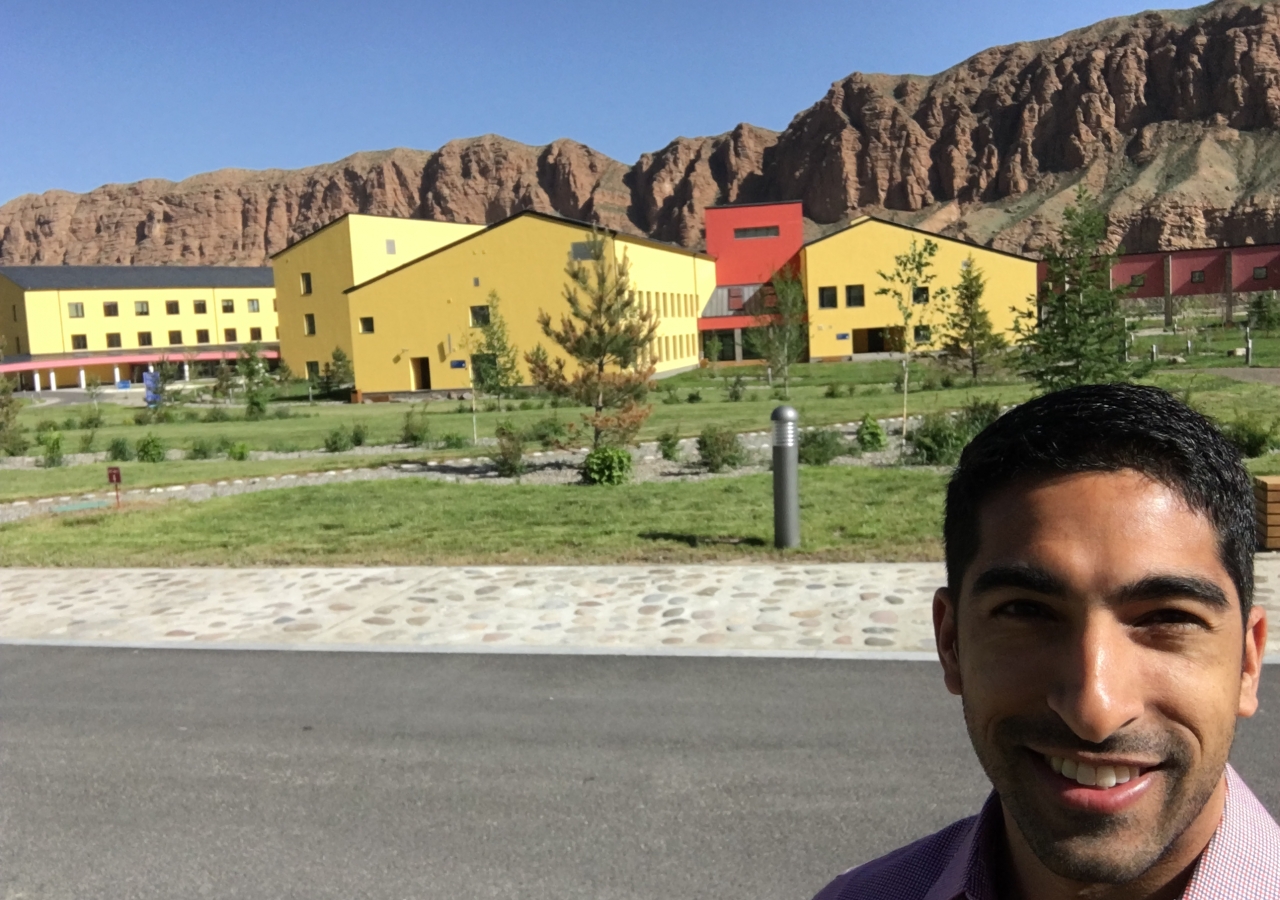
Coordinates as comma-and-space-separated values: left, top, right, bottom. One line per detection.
1044, 754, 1153, 789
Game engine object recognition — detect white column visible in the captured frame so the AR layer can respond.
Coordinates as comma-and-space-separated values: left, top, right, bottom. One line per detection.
79, 368, 86, 389
183, 362, 190, 381
33, 372, 41, 392
147, 363, 154, 373
113, 366, 120, 384
49, 371, 57, 391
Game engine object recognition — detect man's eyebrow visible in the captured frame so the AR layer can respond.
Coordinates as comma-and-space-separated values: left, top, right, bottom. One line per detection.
1114, 575, 1230, 609
970, 565, 1068, 597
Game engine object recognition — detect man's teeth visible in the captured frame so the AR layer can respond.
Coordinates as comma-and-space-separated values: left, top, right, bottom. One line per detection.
1047, 756, 1137, 787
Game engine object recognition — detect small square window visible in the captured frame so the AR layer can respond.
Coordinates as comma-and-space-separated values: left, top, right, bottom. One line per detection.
386, 239, 396, 255
300, 273, 312, 295
165, 330, 181, 345
67, 302, 84, 319
845, 285, 865, 307
818, 286, 837, 309
306, 361, 320, 381
359, 317, 375, 334
137, 331, 153, 347
194, 300, 207, 314
135, 301, 150, 316
249, 327, 262, 342
470, 305, 491, 327
103, 302, 119, 317
71, 334, 87, 350
222, 299, 235, 313
914, 325, 932, 343
1254, 266, 1268, 280
728, 287, 744, 311
196, 329, 210, 344
570, 242, 594, 261
473, 277, 480, 287
303, 313, 316, 336
1130, 274, 1146, 287
248, 299, 260, 313
733, 225, 780, 239
1190, 269, 1206, 284
912, 286, 930, 304
106, 333, 122, 349
166, 300, 180, 315
224, 328, 237, 343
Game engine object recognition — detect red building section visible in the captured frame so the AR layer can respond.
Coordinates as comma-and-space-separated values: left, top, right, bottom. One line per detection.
704, 201, 804, 287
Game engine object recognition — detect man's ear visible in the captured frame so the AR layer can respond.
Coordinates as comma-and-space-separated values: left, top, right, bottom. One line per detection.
934, 587, 963, 696
1238, 606, 1267, 719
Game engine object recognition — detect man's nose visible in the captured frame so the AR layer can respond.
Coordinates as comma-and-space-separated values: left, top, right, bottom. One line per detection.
1045, 615, 1143, 743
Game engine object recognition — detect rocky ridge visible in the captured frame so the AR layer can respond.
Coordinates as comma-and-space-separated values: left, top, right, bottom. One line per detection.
6, 0, 1280, 264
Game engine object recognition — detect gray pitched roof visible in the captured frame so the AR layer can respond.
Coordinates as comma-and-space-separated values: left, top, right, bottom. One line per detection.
0, 266, 275, 291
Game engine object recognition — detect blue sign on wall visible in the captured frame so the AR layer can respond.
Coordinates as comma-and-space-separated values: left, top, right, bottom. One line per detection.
449, 360, 467, 369
836, 332, 850, 340
116, 380, 131, 390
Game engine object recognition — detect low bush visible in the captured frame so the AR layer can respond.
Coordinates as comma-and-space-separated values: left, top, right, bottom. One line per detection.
660, 388, 682, 405
856, 414, 887, 452
266, 440, 300, 453
40, 433, 64, 468
272, 406, 293, 419
202, 407, 231, 423
135, 433, 166, 464
909, 398, 1002, 466
401, 407, 431, 446
61, 416, 78, 430
582, 446, 632, 485
35, 419, 58, 434
799, 428, 852, 466
78, 430, 97, 454
523, 416, 568, 449
823, 383, 842, 399
187, 439, 215, 460
133, 409, 154, 426
725, 376, 747, 402
697, 426, 745, 473
180, 409, 201, 423
1222, 413, 1280, 458
215, 436, 235, 454
106, 437, 134, 462
686, 389, 702, 404
481, 400, 501, 413
227, 441, 251, 462
351, 423, 368, 447
488, 420, 526, 478
455, 401, 470, 414
657, 429, 681, 461
2, 430, 31, 457
440, 432, 470, 449
324, 426, 354, 453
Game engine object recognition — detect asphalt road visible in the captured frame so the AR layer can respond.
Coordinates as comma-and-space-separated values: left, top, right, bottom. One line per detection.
2, 649, 1277, 900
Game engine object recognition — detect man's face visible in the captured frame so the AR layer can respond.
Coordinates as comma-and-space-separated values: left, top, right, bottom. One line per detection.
934, 470, 1266, 885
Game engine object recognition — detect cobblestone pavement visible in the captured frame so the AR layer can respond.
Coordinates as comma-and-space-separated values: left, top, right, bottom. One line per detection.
2, 561, 1279, 658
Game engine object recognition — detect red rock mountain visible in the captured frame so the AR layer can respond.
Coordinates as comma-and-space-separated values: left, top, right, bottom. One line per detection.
6, 0, 1280, 265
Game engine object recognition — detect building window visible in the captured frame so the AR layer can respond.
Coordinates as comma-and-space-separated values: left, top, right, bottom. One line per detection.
67, 302, 85, 319
137, 331, 153, 347
222, 299, 235, 313
914, 325, 932, 344
250, 327, 262, 341
359, 317, 375, 334
818, 286, 837, 309
1190, 269, 1206, 283
1130, 274, 1146, 287
166, 300, 180, 315
733, 225, 780, 239
570, 242, 593, 261
135, 301, 150, 316
103, 302, 118, 317
386, 239, 396, 255
300, 272, 312, 294
913, 286, 930, 304
470, 305, 491, 327
306, 361, 320, 381
303, 313, 316, 336
224, 328, 237, 343
845, 285, 865, 307
194, 300, 207, 314
106, 333, 121, 348
1254, 266, 1268, 280
248, 298, 260, 313
168, 330, 183, 345
196, 329, 210, 344
71, 334, 88, 350
728, 287, 744, 310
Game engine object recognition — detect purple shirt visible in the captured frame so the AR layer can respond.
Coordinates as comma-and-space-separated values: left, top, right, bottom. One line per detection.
811, 765, 1280, 899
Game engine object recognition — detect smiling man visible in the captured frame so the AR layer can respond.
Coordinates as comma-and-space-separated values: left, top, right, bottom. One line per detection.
812, 384, 1278, 899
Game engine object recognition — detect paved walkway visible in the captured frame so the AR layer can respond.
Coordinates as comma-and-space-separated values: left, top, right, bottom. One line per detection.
2, 562, 1279, 659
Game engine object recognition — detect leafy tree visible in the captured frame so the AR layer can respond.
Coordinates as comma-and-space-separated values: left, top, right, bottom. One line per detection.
702, 333, 723, 379
525, 230, 657, 448
939, 256, 1005, 382
238, 342, 274, 419
320, 346, 354, 396
1249, 291, 1280, 335
212, 363, 237, 404
1013, 186, 1143, 391
743, 267, 807, 399
470, 290, 522, 400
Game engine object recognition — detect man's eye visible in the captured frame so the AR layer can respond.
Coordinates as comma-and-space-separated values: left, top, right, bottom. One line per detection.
992, 599, 1053, 619
1136, 608, 1208, 629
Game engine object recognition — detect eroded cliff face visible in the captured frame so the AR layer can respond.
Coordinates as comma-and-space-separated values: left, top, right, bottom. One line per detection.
7, 0, 1280, 265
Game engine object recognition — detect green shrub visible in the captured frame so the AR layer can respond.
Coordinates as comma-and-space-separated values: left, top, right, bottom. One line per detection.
351, 422, 368, 447
35, 419, 58, 434
187, 439, 215, 460
481, 400, 501, 413
823, 383, 842, 399
660, 387, 681, 405
1222, 413, 1280, 458
523, 416, 568, 449
40, 433, 64, 468
62, 416, 78, 430
657, 428, 681, 461
798, 428, 851, 466
489, 420, 526, 478
401, 407, 431, 446
181, 409, 201, 423
518, 400, 535, 411
440, 432, 470, 449
215, 436, 235, 454
582, 446, 632, 485
106, 437, 134, 461
228, 441, 251, 462
697, 426, 745, 472
455, 401, 470, 414
324, 426, 354, 453
78, 430, 97, 454
202, 406, 231, 423
726, 376, 747, 402
2, 430, 31, 457
272, 406, 293, 419
909, 399, 1002, 466
686, 389, 702, 404
856, 414, 888, 452
266, 440, 300, 453
135, 433, 166, 463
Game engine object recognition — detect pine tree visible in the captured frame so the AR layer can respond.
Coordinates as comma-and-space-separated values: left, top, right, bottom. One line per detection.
238, 342, 274, 419
1014, 186, 1143, 391
525, 230, 657, 448
743, 267, 808, 398
939, 256, 1005, 382
470, 290, 522, 399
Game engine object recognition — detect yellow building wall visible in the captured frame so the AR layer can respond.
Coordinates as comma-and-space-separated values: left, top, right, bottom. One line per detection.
0, 276, 31, 357
347, 216, 483, 286
801, 219, 1037, 360
344, 215, 712, 393
16, 285, 278, 355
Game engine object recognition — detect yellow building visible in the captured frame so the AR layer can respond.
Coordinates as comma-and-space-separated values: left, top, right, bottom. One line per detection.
274, 210, 713, 393
0, 266, 277, 390
800, 217, 1037, 359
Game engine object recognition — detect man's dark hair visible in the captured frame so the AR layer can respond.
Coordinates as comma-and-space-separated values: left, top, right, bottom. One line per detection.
945, 383, 1255, 619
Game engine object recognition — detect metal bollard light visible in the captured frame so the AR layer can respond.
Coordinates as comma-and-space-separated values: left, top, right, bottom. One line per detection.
772, 405, 800, 549
1247, 338, 1254, 366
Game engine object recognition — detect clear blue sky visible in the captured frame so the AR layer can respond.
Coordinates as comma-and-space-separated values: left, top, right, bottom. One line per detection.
1, 0, 1175, 204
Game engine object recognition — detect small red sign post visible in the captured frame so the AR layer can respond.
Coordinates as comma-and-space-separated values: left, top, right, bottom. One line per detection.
107, 466, 121, 509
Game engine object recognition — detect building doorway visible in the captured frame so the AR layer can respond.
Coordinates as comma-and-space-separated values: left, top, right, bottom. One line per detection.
412, 357, 431, 391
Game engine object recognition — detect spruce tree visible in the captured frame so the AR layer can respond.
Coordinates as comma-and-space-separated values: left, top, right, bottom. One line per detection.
470, 290, 522, 399
939, 256, 1005, 382
743, 267, 808, 398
